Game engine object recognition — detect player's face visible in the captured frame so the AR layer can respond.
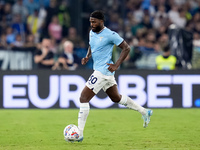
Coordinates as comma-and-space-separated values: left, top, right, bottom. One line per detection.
90, 17, 103, 32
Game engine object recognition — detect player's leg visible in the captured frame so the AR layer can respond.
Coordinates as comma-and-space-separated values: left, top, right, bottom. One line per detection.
78, 86, 95, 139
105, 85, 153, 128
78, 71, 106, 141
105, 85, 146, 113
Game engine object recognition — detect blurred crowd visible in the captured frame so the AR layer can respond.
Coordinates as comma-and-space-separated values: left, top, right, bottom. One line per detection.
0, 0, 200, 70
0, 0, 90, 70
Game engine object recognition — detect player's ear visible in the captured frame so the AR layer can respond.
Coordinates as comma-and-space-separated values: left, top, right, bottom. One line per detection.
100, 20, 104, 25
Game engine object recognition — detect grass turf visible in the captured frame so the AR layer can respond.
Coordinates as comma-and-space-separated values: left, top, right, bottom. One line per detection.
0, 109, 199, 150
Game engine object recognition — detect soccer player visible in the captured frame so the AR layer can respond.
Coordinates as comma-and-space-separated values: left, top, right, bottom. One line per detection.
77, 10, 153, 142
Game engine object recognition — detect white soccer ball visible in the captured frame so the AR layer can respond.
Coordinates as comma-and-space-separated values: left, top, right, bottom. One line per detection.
63, 124, 80, 142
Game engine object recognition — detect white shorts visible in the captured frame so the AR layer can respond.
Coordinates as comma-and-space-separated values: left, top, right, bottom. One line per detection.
85, 70, 117, 94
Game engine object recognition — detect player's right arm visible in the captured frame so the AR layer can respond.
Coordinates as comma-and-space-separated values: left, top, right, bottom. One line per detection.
81, 46, 92, 65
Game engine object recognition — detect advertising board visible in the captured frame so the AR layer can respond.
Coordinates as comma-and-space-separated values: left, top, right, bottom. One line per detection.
0, 70, 200, 108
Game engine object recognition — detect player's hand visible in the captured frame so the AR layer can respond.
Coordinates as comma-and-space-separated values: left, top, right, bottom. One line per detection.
81, 57, 89, 65
42, 47, 48, 56
107, 63, 118, 73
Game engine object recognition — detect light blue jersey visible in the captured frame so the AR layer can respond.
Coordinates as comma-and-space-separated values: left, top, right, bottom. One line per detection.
89, 27, 124, 76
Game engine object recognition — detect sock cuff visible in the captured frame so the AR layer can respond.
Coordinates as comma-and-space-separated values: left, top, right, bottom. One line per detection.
80, 102, 90, 110
119, 95, 127, 105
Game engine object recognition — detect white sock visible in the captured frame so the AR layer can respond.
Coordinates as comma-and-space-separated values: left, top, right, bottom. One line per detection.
119, 95, 146, 115
78, 102, 90, 137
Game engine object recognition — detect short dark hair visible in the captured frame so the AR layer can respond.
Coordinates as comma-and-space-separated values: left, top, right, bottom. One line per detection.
163, 44, 170, 52
90, 10, 105, 21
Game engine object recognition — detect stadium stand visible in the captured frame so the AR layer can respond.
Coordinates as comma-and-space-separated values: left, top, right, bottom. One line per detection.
0, 0, 199, 70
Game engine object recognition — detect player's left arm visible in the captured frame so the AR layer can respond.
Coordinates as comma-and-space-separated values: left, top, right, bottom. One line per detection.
107, 41, 130, 72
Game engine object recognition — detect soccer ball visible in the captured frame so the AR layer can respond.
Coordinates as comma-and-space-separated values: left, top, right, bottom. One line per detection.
63, 124, 80, 142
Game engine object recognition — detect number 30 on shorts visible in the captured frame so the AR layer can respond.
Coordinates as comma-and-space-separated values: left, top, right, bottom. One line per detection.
88, 75, 98, 84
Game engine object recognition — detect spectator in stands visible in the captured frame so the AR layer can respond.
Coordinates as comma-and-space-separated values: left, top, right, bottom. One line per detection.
0, 0, 4, 21
0, 0, 4, 9
194, 21, 200, 33
66, 27, 84, 48
124, 26, 133, 41
11, 14, 26, 43
174, 8, 187, 28
57, 37, 67, 55
12, 0, 28, 23
153, 5, 169, 29
139, 31, 158, 52
48, 15, 62, 42
27, 9, 40, 37
168, 5, 179, 25
23, 0, 39, 15
148, 0, 156, 18
0, 2, 11, 34
52, 40, 79, 70
44, 0, 51, 8
140, 15, 152, 29
0, 16, 7, 35
0, 33, 8, 49
191, 32, 200, 69
34, 38, 54, 69
131, 18, 144, 36
58, 0, 71, 36
34, 0, 50, 8
156, 26, 167, 39
36, 5, 47, 42
193, 32, 200, 49
158, 33, 169, 50
3, 3, 12, 27
185, 20, 194, 32
5, 26, 15, 45
192, 12, 200, 25
49, 38, 58, 54
155, 5, 168, 19
155, 45, 177, 70
133, 3, 144, 23
12, 34, 24, 48
107, 12, 122, 32
0, 0, 197, 71
45, 0, 58, 24
24, 34, 37, 48
43, 0, 58, 37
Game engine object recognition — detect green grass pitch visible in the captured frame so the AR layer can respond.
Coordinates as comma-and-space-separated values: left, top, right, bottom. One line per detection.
0, 108, 200, 150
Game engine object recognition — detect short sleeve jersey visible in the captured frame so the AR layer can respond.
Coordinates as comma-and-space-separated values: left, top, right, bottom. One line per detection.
89, 27, 123, 76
